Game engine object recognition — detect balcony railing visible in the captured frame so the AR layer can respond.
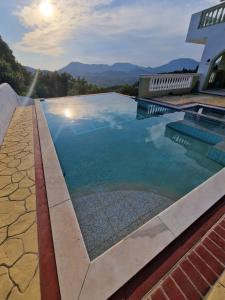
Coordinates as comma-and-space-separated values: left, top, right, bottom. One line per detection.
138, 73, 199, 98
148, 74, 195, 91
199, 2, 225, 28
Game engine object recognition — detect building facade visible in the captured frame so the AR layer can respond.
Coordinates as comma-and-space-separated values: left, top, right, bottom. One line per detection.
186, 1, 225, 91
139, 1, 225, 99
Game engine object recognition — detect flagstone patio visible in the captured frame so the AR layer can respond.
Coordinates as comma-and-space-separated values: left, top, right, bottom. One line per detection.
0, 106, 40, 300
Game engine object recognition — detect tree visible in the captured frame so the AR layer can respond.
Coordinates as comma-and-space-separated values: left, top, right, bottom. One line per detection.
0, 36, 32, 95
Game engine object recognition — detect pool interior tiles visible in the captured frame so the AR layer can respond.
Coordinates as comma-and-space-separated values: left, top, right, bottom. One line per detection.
41, 93, 225, 260
73, 190, 174, 258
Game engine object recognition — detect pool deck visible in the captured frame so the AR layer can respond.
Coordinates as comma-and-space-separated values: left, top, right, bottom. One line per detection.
152, 93, 225, 108
1, 96, 225, 299
0, 107, 40, 300
206, 271, 225, 300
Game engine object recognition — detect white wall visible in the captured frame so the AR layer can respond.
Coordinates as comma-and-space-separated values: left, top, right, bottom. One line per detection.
198, 35, 225, 89
186, 6, 225, 90
186, 12, 206, 45
0, 83, 20, 145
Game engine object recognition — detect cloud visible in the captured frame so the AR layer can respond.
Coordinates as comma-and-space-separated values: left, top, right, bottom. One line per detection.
14, 0, 219, 62
15, 0, 113, 55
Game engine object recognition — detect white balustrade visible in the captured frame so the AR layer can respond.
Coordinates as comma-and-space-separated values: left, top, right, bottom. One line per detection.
148, 74, 195, 92
138, 73, 199, 98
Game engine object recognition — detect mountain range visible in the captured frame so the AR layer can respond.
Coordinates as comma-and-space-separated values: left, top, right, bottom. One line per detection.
27, 58, 198, 87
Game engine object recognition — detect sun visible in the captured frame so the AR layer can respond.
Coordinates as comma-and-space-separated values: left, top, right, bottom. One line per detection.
39, 1, 54, 18
64, 109, 73, 119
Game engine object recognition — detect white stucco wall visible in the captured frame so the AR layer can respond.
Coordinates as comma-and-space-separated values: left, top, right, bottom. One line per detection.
186, 5, 225, 90
0, 83, 20, 145
198, 35, 225, 89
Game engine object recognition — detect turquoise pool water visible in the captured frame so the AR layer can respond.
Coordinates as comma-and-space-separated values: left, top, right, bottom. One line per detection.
41, 93, 225, 259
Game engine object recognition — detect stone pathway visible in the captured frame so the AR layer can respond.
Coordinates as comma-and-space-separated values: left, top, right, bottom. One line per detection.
206, 271, 225, 300
0, 107, 40, 300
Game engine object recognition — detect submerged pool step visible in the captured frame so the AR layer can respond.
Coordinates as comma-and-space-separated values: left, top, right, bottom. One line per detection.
167, 120, 224, 145
208, 142, 225, 166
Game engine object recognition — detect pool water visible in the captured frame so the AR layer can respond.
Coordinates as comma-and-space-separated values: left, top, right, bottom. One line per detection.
42, 93, 225, 259
185, 105, 225, 120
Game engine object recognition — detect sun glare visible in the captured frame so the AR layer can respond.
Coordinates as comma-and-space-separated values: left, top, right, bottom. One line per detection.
64, 109, 73, 118
39, 1, 54, 18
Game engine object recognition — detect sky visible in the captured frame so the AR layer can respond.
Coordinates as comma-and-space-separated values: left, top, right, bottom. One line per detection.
0, 0, 219, 70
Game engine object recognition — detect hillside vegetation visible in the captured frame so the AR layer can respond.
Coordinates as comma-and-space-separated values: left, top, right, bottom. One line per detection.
0, 36, 31, 95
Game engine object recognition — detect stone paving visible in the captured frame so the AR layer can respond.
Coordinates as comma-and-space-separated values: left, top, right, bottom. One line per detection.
154, 93, 225, 108
0, 106, 40, 300
206, 271, 225, 300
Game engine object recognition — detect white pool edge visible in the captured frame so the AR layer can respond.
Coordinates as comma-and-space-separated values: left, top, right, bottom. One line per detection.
35, 98, 225, 300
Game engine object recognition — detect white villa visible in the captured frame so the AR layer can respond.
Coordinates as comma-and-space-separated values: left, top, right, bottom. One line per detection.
139, 1, 225, 98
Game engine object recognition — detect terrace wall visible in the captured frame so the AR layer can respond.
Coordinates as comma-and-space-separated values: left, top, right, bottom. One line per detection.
138, 74, 199, 98
0, 84, 19, 144
0, 83, 34, 144
0, 83, 19, 144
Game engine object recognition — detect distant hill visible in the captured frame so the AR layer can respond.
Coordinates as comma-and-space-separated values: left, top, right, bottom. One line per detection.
148, 58, 199, 73
25, 59, 198, 87
58, 59, 198, 87
25, 66, 36, 74
25, 66, 49, 75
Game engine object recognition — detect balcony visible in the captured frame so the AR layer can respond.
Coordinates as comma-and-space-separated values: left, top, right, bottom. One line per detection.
199, 2, 225, 29
186, 2, 225, 45
138, 73, 199, 98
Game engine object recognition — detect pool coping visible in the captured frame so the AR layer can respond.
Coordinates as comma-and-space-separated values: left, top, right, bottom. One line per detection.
35, 97, 225, 300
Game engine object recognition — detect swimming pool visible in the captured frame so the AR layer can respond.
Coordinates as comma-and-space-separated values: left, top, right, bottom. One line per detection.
41, 93, 225, 259
185, 104, 225, 120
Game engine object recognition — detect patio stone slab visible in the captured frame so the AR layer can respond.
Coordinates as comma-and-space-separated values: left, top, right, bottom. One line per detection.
8, 269, 40, 300
9, 187, 31, 201
206, 282, 225, 300
35, 101, 71, 207
8, 211, 36, 237
0, 239, 23, 266
0, 266, 13, 299
49, 199, 90, 300
0, 176, 11, 189
9, 254, 38, 292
